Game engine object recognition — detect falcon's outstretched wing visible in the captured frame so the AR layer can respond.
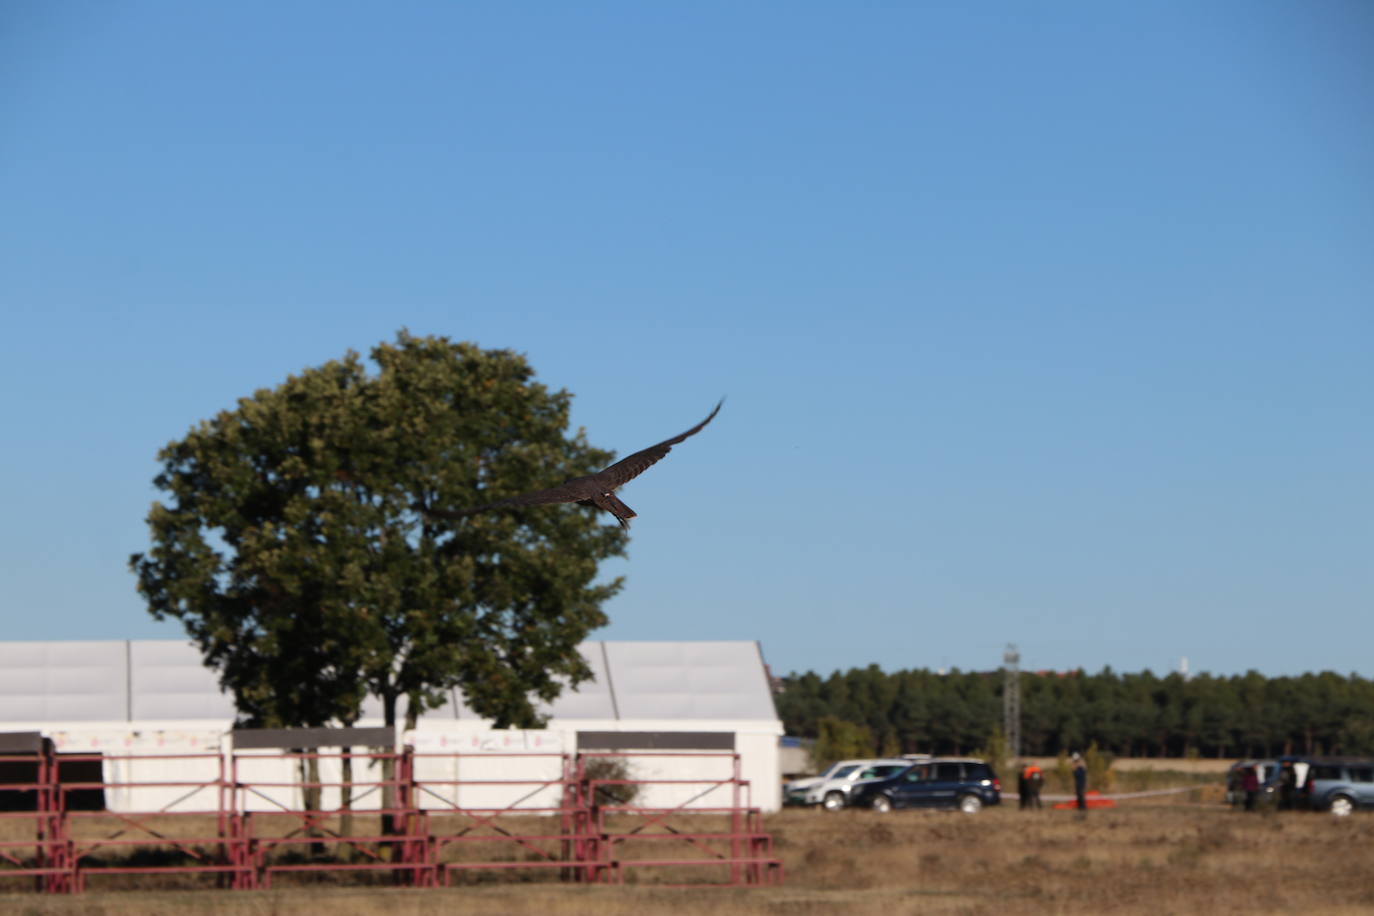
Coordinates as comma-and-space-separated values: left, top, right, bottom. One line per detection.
422, 398, 723, 527
421, 480, 592, 519
589, 399, 723, 490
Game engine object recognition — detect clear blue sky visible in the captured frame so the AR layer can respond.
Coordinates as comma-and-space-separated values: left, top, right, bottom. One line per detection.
3, 2, 1370, 680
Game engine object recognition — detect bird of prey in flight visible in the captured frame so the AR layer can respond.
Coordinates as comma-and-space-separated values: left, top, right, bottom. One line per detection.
423, 400, 722, 530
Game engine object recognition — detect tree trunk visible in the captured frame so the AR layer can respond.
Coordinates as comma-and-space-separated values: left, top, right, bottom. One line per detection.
340, 750, 354, 857
297, 752, 325, 856
381, 691, 399, 838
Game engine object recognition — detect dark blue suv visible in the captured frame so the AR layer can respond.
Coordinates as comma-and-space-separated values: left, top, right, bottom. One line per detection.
849, 757, 1001, 814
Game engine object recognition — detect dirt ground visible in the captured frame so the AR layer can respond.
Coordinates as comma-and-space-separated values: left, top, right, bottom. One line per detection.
6, 801, 1372, 915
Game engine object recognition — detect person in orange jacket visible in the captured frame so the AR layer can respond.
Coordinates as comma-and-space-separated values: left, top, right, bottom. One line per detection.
1019, 763, 1044, 809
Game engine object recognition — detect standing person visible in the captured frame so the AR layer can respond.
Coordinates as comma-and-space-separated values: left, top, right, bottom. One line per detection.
1072, 752, 1087, 811
1242, 763, 1260, 811
1020, 762, 1043, 809
1279, 761, 1297, 810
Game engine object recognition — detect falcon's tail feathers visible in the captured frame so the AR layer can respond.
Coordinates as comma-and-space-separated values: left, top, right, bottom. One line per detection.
592, 492, 637, 529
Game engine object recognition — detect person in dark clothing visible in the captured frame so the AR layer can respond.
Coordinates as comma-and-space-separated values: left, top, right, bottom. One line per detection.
1279, 761, 1297, 810
1242, 764, 1261, 811
1072, 752, 1087, 811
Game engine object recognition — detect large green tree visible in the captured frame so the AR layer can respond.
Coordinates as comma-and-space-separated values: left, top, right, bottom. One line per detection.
131, 332, 627, 732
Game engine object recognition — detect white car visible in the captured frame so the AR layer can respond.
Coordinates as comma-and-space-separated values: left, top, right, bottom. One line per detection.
784, 758, 874, 806
784, 761, 848, 805
804, 759, 917, 810
785, 756, 931, 810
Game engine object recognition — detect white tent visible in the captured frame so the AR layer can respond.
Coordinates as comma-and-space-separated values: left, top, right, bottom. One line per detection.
0, 639, 783, 811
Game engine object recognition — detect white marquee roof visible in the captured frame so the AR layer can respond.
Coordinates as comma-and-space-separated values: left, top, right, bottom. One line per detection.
0, 640, 779, 725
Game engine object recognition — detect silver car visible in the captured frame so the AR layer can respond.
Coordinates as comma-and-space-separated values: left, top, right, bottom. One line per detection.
1304, 757, 1374, 816
804, 758, 920, 811
784, 758, 876, 806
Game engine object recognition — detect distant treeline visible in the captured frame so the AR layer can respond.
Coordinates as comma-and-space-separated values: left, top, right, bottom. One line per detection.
775, 666, 1374, 759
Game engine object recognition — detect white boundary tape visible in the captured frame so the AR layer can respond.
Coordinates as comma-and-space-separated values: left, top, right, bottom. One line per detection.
1022, 786, 1208, 802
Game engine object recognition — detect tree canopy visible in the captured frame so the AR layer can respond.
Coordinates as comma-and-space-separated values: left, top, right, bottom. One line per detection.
777, 665, 1374, 760
131, 333, 628, 730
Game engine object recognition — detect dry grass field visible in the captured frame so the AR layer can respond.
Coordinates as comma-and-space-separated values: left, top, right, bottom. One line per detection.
5, 798, 1374, 915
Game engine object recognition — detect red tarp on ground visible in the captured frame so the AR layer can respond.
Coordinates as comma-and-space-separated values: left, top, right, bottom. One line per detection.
1053, 790, 1117, 809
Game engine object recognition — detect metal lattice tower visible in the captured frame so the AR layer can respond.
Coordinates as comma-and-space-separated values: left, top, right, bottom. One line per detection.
1003, 644, 1021, 759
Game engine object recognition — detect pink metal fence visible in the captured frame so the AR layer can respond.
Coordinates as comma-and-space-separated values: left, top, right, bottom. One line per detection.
0, 742, 780, 893
575, 751, 781, 886
231, 747, 426, 889
58, 751, 239, 892
0, 744, 65, 892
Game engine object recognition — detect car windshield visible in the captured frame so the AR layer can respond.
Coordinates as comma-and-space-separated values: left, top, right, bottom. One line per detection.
830, 765, 860, 780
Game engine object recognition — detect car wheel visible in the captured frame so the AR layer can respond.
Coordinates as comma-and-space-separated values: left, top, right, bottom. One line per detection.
823, 791, 846, 811
871, 794, 893, 813
1330, 795, 1355, 817
958, 794, 983, 814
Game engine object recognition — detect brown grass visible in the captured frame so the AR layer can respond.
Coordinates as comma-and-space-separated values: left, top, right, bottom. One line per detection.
4, 804, 1373, 915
